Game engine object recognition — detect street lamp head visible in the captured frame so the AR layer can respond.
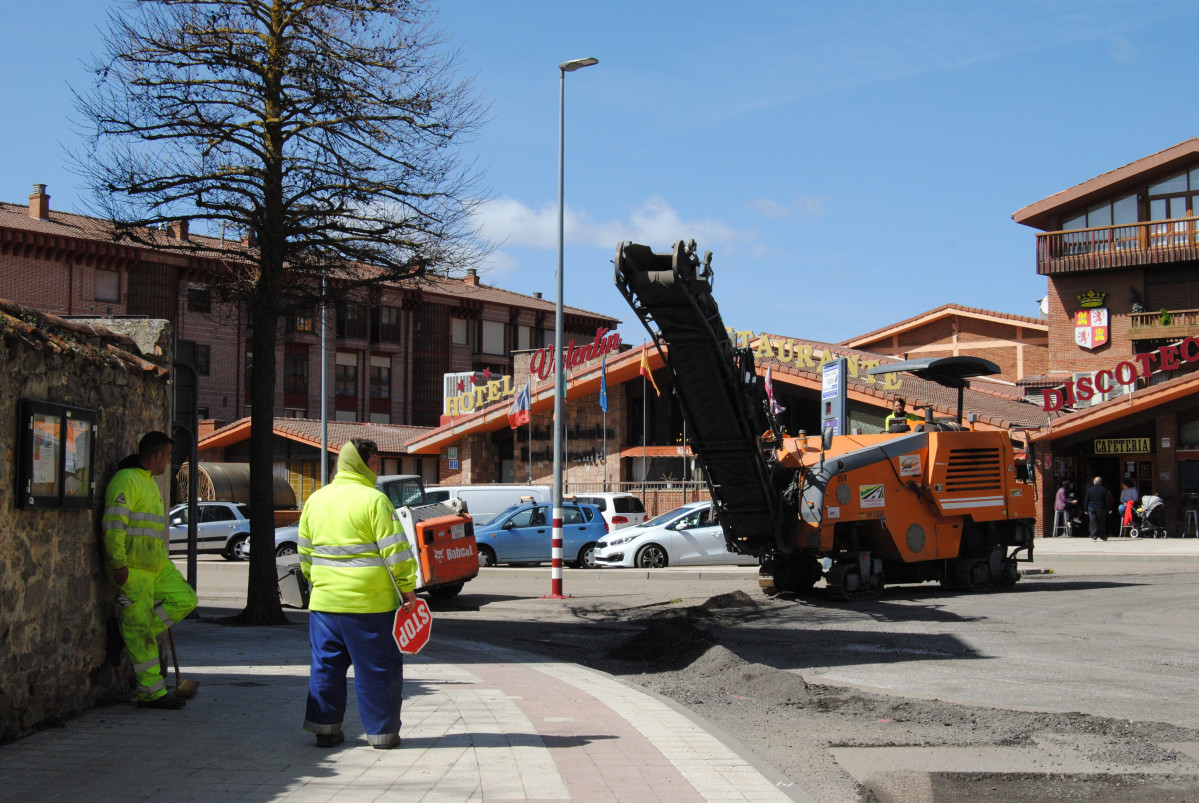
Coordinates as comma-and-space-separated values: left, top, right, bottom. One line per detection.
559, 57, 599, 73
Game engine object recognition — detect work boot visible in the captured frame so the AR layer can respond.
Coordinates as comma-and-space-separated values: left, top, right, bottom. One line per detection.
138, 694, 186, 710
316, 731, 345, 748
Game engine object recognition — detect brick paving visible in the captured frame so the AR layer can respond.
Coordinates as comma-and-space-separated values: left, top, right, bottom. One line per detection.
0, 619, 805, 802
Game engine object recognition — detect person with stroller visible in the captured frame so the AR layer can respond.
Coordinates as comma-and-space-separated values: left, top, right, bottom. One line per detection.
1084, 476, 1113, 541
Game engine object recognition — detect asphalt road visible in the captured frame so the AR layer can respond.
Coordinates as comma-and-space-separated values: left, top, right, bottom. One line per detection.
191, 554, 1199, 732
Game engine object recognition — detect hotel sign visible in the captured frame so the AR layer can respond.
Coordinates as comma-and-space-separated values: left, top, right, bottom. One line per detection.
1093, 438, 1150, 455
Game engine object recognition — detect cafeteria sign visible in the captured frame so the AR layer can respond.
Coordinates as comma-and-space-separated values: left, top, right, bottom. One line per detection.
1093, 438, 1150, 455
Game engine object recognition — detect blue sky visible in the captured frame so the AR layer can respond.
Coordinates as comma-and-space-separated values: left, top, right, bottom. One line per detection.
4, 1, 1199, 342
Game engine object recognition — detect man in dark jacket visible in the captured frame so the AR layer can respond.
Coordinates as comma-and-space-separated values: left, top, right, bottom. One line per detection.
1084, 476, 1113, 541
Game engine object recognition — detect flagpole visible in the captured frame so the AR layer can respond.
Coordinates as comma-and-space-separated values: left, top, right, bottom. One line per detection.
603, 407, 608, 491
528, 418, 533, 484
642, 346, 647, 500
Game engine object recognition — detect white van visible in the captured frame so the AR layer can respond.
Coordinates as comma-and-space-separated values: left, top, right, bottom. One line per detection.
426, 485, 551, 526
570, 492, 648, 531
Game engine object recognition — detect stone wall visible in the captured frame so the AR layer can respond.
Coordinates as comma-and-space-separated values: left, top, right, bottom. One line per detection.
0, 303, 171, 740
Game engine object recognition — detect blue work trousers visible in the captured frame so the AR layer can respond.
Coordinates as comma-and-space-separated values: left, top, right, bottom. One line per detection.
304, 610, 404, 746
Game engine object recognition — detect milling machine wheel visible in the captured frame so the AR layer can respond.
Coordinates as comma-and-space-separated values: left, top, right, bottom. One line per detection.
826, 562, 884, 602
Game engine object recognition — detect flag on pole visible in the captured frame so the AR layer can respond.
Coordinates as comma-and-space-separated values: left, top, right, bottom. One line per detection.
508, 381, 531, 429
640, 346, 661, 397
599, 353, 608, 413
765, 364, 785, 415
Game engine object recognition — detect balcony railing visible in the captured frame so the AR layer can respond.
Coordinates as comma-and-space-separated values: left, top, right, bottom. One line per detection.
1129, 307, 1199, 341
1036, 217, 1199, 274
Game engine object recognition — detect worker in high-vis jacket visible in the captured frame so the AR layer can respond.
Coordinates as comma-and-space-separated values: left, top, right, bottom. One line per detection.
299, 438, 418, 749
101, 431, 197, 710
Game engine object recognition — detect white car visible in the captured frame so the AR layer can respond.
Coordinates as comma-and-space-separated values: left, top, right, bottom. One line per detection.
168, 501, 253, 561
593, 501, 758, 568
570, 492, 648, 531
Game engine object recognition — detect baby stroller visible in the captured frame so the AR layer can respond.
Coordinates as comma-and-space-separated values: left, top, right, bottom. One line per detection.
1130, 495, 1167, 539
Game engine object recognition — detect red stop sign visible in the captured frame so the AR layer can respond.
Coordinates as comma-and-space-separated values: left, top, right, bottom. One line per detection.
393, 598, 432, 654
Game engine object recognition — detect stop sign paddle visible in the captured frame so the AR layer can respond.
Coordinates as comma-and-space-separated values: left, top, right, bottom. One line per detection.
393, 598, 432, 654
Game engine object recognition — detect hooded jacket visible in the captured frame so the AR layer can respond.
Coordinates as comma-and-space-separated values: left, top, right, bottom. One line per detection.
298, 442, 417, 613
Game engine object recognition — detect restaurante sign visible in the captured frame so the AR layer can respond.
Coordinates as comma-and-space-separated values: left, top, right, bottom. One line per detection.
727, 330, 903, 389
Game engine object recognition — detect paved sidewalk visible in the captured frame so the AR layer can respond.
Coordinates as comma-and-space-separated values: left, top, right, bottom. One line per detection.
0, 619, 806, 802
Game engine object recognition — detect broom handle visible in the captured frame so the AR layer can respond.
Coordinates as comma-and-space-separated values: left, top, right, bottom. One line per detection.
167, 627, 182, 685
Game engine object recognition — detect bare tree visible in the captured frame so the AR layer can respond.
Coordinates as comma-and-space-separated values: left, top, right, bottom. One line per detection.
75, 0, 486, 624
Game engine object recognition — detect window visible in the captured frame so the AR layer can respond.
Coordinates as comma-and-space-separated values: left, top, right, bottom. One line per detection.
195, 344, 210, 376
337, 302, 368, 339
186, 287, 212, 313
1060, 194, 1137, 254
335, 352, 358, 396
1146, 167, 1199, 248
370, 356, 390, 399
95, 270, 120, 302
517, 325, 531, 351
288, 312, 316, 333
562, 506, 584, 525
202, 505, 234, 523
197, 407, 209, 418
373, 306, 402, 342
284, 346, 308, 394
452, 318, 468, 345
480, 320, 506, 355
177, 340, 209, 375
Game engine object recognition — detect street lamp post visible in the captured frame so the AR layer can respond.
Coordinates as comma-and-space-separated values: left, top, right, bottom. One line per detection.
547, 56, 598, 600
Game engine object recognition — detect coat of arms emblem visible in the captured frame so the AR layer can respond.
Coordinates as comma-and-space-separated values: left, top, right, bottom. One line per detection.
1074, 308, 1109, 349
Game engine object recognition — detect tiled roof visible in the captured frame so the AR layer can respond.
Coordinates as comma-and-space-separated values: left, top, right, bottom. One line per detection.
841, 303, 1046, 347
0, 199, 618, 323
755, 334, 1045, 429
202, 416, 433, 455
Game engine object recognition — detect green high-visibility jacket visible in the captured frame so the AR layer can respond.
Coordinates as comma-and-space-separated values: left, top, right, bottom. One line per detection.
298, 442, 417, 613
101, 467, 169, 573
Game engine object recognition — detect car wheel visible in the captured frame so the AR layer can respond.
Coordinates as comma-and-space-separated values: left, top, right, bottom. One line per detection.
635, 543, 669, 569
574, 542, 597, 569
428, 581, 464, 599
275, 542, 298, 558
477, 545, 497, 568
223, 533, 249, 561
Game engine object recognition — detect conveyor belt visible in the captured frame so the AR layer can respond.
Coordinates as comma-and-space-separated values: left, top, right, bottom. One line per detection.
614, 241, 788, 555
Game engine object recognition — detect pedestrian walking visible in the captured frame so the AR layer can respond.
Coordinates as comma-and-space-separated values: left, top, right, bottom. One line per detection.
1084, 476, 1113, 541
101, 431, 198, 709
299, 439, 418, 749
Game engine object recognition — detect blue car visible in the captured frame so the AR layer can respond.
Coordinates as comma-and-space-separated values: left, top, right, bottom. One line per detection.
473, 501, 608, 568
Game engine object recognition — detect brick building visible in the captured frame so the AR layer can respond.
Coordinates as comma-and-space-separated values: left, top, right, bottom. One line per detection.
840, 304, 1048, 385
0, 184, 617, 435
1013, 138, 1199, 535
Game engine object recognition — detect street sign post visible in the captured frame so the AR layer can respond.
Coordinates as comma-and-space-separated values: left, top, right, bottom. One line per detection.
392, 599, 432, 654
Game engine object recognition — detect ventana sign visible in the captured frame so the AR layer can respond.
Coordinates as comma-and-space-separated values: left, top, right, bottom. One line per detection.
443, 327, 620, 417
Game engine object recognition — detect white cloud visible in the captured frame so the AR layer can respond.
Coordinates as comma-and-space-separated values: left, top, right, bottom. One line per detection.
1109, 34, 1137, 64
749, 196, 826, 219
472, 195, 752, 252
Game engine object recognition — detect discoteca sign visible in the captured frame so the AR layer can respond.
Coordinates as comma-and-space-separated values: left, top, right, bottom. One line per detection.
1041, 339, 1199, 411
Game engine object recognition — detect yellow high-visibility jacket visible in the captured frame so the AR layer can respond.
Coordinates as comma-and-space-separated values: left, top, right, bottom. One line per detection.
101, 467, 169, 573
298, 442, 417, 613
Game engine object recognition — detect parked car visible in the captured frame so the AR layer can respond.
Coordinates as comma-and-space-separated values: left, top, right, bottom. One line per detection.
570, 492, 648, 530
473, 500, 607, 568
168, 501, 253, 561
593, 501, 759, 569
425, 485, 551, 526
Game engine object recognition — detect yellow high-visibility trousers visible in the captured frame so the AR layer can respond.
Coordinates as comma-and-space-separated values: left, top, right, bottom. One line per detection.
118, 563, 197, 701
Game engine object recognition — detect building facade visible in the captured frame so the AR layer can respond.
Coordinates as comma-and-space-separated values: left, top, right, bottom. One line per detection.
0, 184, 618, 431
1014, 138, 1199, 535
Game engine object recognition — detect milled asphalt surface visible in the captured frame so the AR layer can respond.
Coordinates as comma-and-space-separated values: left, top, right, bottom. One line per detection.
2, 535, 1196, 801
